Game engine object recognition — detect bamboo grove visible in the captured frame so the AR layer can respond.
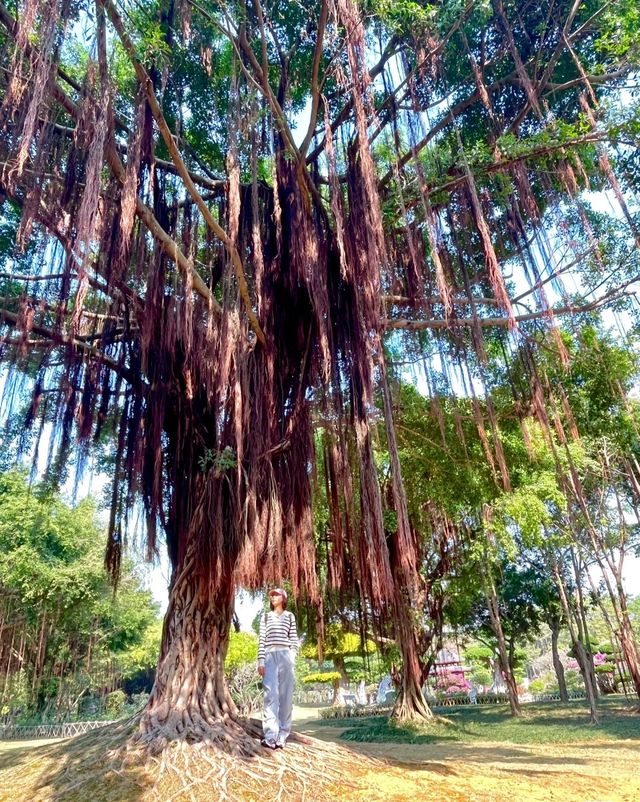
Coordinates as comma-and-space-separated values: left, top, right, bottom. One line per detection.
0, 0, 639, 747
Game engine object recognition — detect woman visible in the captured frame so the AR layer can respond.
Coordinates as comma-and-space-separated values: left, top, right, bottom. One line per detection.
257, 587, 298, 748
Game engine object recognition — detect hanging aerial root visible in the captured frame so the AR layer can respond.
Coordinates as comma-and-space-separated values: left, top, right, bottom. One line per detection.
0, 714, 379, 802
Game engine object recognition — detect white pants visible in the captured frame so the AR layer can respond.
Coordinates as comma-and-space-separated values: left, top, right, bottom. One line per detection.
262, 649, 294, 744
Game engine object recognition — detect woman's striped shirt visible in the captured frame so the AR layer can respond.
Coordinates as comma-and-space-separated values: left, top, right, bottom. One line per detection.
257, 610, 298, 666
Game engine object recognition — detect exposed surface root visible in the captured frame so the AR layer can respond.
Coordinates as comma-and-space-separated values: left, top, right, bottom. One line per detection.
0, 717, 378, 802
135, 711, 265, 758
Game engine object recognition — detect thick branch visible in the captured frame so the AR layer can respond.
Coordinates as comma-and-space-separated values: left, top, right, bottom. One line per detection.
0, 307, 134, 381
47, 121, 231, 194
300, 0, 329, 157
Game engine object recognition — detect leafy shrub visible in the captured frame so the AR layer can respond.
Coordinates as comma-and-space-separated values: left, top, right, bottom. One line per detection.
319, 704, 393, 719
122, 692, 149, 717
227, 663, 263, 716
225, 631, 258, 673
476, 692, 510, 704
302, 671, 342, 685
564, 669, 585, 691
470, 666, 492, 689
528, 671, 559, 695
434, 691, 509, 707
105, 690, 126, 718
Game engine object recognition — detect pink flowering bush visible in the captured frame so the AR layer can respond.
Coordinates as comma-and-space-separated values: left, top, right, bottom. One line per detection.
593, 651, 618, 694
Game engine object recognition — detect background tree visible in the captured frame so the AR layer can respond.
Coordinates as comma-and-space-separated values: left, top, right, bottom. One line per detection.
0, 471, 160, 722
300, 623, 377, 705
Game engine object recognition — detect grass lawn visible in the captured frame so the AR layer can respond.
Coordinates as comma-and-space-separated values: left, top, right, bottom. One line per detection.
324, 696, 640, 746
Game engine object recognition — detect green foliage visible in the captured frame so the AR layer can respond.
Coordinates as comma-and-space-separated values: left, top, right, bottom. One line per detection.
392, 383, 498, 520
105, 690, 126, 718
371, 0, 437, 34
225, 631, 258, 674
117, 618, 162, 680
464, 645, 494, 688
300, 623, 376, 661
198, 446, 237, 474
469, 666, 493, 688
319, 704, 393, 719
492, 469, 566, 549
595, 0, 640, 63
463, 645, 493, 664
0, 471, 161, 720
564, 670, 586, 692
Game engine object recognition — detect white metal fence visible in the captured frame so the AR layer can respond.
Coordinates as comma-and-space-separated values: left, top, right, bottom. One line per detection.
0, 720, 115, 740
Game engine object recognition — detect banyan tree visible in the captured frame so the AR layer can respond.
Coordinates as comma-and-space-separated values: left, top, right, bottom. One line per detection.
0, 0, 639, 749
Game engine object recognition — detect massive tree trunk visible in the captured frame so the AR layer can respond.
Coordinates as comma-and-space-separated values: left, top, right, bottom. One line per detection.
392, 663, 433, 721
139, 535, 254, 753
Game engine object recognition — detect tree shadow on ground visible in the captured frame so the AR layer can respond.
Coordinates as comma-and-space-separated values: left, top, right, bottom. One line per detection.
0, 718, 375, 802
322, 734, 593, 767
0, 719, 149, 802
427, 698, 640, 744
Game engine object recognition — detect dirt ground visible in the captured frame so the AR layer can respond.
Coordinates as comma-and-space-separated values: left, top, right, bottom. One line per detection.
305, 729, 640, 802
0, 707, 638, 802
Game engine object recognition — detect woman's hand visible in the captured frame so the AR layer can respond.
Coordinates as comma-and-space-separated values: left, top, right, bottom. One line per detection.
258, 666, 265, 678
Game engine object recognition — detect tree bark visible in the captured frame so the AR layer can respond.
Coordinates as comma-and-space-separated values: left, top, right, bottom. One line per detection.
390, 591, 433, 721
616, 585, 640, 699
550, 618, 569, 703
552, 560, 598, 723
484, 573, 522, 716
139, 537, 255, 753
578, 473, 640, 701
570, 549, 599, 700
391, 665, 433, 721
331, 654, 349, 706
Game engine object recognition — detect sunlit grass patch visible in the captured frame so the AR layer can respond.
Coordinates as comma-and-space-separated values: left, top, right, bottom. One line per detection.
333, 697, 640, 746
341, 716, 463, 744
